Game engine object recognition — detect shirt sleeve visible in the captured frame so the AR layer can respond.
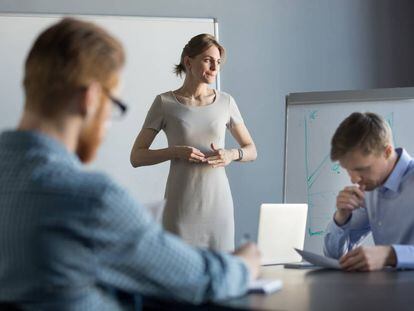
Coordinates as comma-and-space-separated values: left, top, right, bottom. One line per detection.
142, 95, 165, 132
323, 207, 371, 259
392, 245, 414, 269
226, 95, 244, 129
92, 179, 249, 304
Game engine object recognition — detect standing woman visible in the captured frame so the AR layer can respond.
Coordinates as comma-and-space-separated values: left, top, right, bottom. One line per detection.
130, 34, 257, 251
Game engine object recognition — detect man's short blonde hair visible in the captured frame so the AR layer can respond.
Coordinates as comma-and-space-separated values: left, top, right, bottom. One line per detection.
23, 17, 125, 117
330, 112, 393, 161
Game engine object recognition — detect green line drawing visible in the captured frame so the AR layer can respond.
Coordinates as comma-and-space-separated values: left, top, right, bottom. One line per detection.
307, 154, 330, 189
308, 227, 324, 236
309, 110, 318, 120
331, 163, 340, 174
304, 112, 331, 236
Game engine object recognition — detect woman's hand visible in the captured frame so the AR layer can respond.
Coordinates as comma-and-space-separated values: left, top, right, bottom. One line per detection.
206, 143, 237, 168
172, 146, 206, 163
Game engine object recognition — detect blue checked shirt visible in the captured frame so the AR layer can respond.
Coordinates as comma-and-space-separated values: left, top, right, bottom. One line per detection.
0, 130, 249, 310
324, 148, 414, 269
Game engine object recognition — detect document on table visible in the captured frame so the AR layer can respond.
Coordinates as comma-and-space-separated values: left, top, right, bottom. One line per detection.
294, 248, 341, 269
248, 279, 283, 294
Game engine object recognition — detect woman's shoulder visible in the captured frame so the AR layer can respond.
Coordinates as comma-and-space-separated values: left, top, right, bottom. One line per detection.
216, 90, 230, 98
158, 90, 173, 97
215, 90, 236, 104
152, 91, 175, 104
156, 91, 173, 99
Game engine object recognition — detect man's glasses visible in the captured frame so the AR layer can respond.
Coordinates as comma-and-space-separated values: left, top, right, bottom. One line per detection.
103, 88, 128, 119
79, 86, 128, 119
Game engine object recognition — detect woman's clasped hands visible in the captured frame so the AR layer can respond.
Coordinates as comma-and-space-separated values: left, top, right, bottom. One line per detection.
173, 143, 235, 168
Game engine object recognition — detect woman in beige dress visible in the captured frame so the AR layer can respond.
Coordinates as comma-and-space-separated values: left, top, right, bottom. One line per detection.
130, 34, 257, 251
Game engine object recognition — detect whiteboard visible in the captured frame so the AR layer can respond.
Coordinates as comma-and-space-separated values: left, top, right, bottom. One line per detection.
284, 87, 414, 254
0, 14, 217, 204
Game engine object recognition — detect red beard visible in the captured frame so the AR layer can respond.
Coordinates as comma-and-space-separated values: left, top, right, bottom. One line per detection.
76, 100, 109, 163
76, 126, 101, 163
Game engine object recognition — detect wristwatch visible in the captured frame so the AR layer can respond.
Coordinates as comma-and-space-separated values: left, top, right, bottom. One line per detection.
236, 148, 243, 161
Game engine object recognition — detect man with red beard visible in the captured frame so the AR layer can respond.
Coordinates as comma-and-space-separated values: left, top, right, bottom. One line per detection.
0, 18, 260, 310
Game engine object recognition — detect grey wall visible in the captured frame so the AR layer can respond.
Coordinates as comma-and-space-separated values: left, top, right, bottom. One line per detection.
1, 0, 414, 244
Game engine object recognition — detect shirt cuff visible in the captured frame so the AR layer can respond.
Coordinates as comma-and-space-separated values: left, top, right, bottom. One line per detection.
331, 213, 353, 232
392, 244, 414, 269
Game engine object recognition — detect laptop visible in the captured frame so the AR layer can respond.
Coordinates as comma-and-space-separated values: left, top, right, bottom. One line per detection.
257, 203, 308, 265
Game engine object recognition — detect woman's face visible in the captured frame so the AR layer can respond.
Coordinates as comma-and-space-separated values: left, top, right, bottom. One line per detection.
186, 45, 221, 84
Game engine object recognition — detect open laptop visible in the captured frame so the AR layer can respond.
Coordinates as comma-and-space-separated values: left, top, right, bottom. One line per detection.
257, 203, 308, 265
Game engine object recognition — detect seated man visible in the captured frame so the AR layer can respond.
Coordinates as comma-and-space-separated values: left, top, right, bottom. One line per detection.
0, 18, 260, 310
324, 112, 414, 271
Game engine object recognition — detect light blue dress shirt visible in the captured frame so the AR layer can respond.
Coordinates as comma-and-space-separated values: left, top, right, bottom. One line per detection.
324, 148, 414, 269
0, 130, 249, 310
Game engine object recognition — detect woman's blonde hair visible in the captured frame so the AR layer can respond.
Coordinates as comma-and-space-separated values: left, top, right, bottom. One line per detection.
174, 33, 225, 77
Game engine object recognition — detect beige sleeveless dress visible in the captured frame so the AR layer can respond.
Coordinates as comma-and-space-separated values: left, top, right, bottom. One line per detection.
142, 90, 244, 251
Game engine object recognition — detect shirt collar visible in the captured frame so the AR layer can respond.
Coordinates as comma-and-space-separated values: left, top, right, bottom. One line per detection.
380, 148, 412, 193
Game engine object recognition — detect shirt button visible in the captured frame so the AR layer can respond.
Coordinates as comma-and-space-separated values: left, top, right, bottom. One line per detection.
378, 221, 382, 226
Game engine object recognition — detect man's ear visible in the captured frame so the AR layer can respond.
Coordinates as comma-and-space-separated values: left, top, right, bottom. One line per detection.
384, 144, 393, 159
79, 82, 101, 118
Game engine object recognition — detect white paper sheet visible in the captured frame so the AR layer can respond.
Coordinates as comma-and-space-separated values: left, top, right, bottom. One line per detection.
294, 248, 341, 269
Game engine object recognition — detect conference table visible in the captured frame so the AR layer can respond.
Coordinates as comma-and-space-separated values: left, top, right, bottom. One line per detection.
145, 265, 414, 311
217, 265, 414, 311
